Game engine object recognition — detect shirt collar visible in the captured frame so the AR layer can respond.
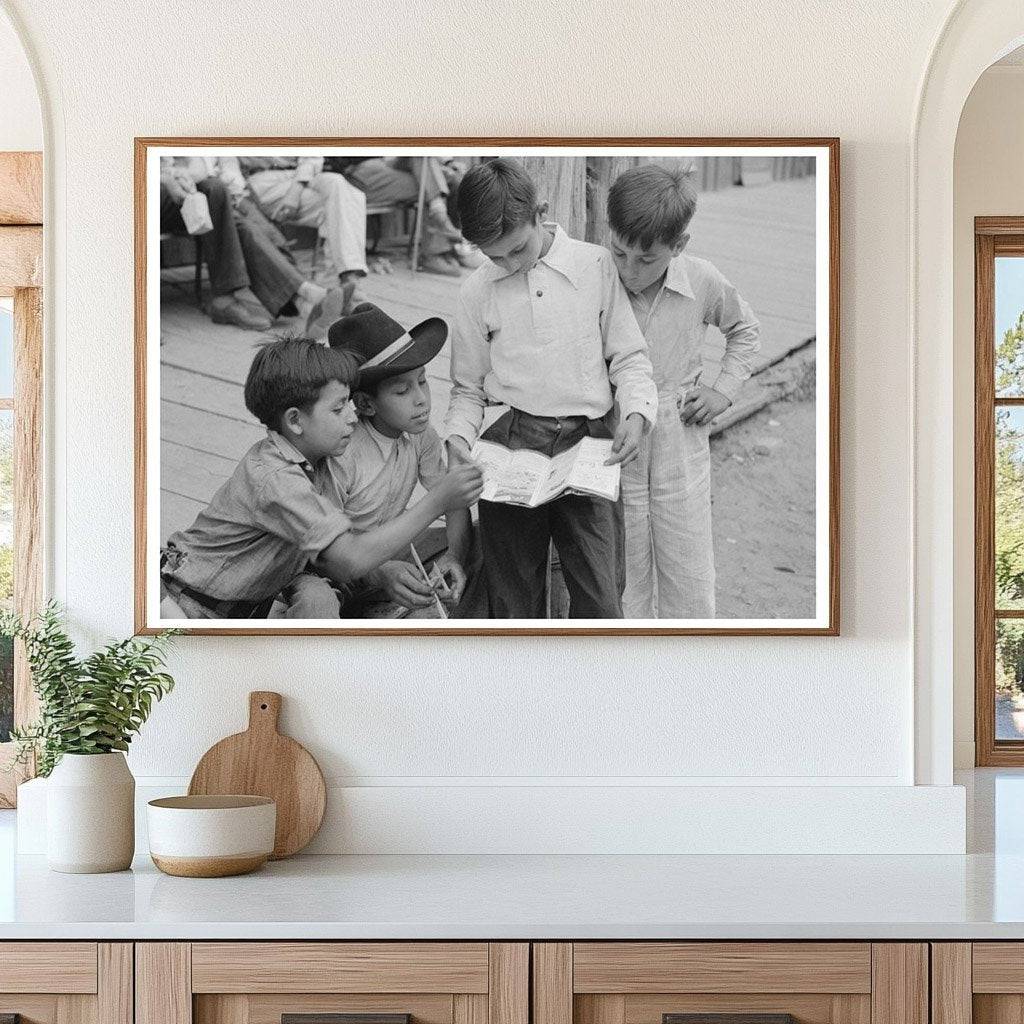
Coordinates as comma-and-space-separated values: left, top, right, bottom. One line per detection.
268, 429, 313, 466
537, 223, 581, 287
662, 255, 695, 299
364, 419, 405, 456
489, 222, 581, 287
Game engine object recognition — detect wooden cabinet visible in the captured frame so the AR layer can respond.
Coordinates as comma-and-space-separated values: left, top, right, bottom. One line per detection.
0, 938, 940, 1024
931, 942, 1024, 1024
533, 943, 929, 1024
136, 944, 528, 1024
0, 943, 132, 1024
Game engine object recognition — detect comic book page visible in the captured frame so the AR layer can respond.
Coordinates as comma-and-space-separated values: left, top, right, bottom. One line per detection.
472, 437, 620, 506
565, 437, 620, 501
472, 440, 550, 506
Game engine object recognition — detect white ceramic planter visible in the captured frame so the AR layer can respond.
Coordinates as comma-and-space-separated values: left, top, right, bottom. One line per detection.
46, 752, 135, 873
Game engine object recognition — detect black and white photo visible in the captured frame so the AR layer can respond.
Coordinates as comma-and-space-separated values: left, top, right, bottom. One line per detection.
136, 140, 838, 634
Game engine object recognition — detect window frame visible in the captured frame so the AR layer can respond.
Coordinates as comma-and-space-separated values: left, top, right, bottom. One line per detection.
975, 217, 1024, 765
0, 151, 43, 806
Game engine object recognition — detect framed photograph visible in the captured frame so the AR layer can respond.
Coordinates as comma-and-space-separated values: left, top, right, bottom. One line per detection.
135, 137, 838, 635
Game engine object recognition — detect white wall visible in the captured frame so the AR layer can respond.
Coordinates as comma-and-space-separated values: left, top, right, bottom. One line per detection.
952, 65, 1024, 768
0, 8, 40, 151
0, 0, 974, 851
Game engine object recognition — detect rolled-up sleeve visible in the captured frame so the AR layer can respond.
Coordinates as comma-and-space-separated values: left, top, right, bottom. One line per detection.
443, 279, 492, 447
418, 428, 449, 490
252, 466, 351, 556
707, 269, 761, 400
295, 157, 323, 183
598, 253, 658, 425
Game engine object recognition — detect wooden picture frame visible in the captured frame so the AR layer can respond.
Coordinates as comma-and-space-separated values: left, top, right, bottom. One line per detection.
975, 216, 1024, 765
135, 137, 840, 636
0, 151, 43, 806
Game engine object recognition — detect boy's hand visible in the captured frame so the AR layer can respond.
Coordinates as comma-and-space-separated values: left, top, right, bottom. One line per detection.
431, 553, 467, 605
372, 561, 436, 609
433, 461, 484, 511
681, 385, 731, 425
606, 412, 646, 467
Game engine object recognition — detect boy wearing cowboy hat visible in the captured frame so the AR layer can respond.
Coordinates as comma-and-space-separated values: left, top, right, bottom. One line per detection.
161, 333, 483, 620
326, 303, 472, 614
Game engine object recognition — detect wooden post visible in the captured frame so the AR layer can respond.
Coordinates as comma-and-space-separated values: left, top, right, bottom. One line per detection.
519, 157, 586, 240
585, 156, 641, 244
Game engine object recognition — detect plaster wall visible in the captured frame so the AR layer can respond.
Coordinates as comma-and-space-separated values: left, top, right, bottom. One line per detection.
0, 0, 984, 851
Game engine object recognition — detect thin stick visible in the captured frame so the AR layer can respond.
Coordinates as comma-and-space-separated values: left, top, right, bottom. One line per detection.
410, 543, 447, 619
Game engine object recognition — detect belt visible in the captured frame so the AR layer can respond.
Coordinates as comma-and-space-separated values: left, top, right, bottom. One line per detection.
162, 576, 274, 620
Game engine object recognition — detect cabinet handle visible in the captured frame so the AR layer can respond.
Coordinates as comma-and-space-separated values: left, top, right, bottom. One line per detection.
283, 1015, 411, 1024
664, 1016, 796, 1024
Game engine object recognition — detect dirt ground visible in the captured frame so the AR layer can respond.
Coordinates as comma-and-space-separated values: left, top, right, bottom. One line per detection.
710, 353, 817, 619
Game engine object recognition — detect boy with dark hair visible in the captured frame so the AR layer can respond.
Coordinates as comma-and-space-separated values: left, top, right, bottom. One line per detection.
161, 335, 482, 620
444, 157, 657, 619
606, 162, 761, 618
327, 303, 471, 612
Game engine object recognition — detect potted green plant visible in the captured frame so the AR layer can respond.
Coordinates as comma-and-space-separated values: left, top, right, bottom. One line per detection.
2, 603, 177, 873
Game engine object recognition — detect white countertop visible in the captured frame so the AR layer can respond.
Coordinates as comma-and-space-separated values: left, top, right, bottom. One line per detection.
1, 848, 1023, 940
1, 769, 1021, 941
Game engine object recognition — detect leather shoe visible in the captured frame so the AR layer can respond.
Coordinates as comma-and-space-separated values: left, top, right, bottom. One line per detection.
210, 297, 272, 330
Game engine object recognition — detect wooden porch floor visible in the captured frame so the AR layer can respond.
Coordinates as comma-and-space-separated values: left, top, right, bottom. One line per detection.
158, 177, 817, 542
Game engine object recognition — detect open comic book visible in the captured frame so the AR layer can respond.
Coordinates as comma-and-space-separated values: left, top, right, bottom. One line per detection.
470, 436, 620, 507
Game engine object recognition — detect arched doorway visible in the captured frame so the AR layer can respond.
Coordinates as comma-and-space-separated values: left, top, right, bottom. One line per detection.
914, 0, 1024, 785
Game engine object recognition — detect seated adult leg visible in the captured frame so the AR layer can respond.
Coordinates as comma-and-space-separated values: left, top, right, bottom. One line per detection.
349, 159, 461, 269
234, 203, 307, 318
302, 171, 369, 280
194, 177, 249, 299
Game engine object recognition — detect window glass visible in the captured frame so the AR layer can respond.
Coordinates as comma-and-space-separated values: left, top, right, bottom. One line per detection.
996, 257, 1024, 397
997, 619, 1024, 740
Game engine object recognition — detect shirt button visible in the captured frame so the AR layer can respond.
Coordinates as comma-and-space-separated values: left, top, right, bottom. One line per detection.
536, 289, 543, 297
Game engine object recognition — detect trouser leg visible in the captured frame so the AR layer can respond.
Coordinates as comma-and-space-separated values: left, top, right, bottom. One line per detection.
649, 412, 716, 618
350, 159, 457, 257
303, 172, 369, 277
195, 177, 249, 296
282, 573, 341, 619
160, 183, 187, 232
621, 428, 656, 617
477, 499, 551, 618
234, 203, 306, 317
549, 493, 624, 618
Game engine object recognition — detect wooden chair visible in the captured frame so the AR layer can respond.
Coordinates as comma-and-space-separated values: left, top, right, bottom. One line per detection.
159, 232, 204, 305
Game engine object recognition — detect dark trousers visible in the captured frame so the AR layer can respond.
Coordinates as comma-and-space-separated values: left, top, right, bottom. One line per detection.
477, 409, 624, 619
160, 177, 248, 298
233, 198, 306, 317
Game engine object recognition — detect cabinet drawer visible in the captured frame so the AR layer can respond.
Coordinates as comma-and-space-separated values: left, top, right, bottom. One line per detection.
191, 943, 490, 993
572, 943, 872, 994
0, 942, 98, 993
534, 943, 924, 1024
139, 942, 528, 1024
0, 943, 130, 1024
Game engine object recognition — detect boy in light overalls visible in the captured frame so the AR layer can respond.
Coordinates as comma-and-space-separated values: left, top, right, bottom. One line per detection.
606, 164, 761, 619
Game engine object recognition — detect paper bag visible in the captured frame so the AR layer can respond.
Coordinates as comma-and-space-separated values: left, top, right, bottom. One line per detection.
180, 191, 213, 235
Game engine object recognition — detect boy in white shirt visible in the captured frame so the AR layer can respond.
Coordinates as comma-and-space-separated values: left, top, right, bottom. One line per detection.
444, 158, 657, 618
606, 163, 761, 618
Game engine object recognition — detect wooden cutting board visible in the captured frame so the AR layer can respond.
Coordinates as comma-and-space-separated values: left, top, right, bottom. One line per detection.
188, 691, 326, 859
